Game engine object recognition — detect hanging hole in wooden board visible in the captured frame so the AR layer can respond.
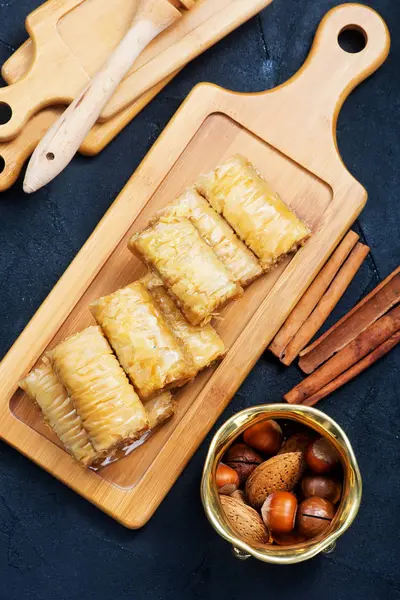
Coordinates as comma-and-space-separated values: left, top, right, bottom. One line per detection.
46, 152, 55, 161
0, 155, 5, 174
338, 26, 367, 54
0, 102, 12, 125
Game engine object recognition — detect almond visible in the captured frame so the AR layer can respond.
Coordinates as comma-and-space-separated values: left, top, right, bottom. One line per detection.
245, 452, 305, 509
220, 495, 269, 545
278, 433, 313, 455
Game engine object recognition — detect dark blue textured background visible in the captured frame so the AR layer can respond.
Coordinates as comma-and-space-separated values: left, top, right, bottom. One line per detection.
0, 1, 399, 599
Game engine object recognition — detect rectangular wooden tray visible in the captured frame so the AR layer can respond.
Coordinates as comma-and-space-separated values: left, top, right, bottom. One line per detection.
0, 4, 390, 527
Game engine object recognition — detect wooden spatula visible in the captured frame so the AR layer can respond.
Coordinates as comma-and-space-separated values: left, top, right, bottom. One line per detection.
23, 0, 192, 193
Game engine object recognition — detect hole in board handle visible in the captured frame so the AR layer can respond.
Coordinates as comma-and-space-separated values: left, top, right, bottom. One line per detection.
0, 155, 5, 174
46, 152, 55, 161
338, 26, 367, 54
0, 102, 12, 125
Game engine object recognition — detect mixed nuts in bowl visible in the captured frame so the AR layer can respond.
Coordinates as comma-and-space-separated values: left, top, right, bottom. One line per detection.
201, 404, 362, 565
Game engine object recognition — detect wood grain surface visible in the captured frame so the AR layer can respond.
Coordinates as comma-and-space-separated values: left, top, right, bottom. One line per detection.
0, 40, 179, 191
0, 4, 390, 527
0, 0, 273, 143
0, 0, 272, 191
22, 0, 184, 193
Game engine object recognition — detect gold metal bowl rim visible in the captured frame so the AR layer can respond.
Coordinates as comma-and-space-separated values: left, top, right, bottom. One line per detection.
201, 403, 362, 565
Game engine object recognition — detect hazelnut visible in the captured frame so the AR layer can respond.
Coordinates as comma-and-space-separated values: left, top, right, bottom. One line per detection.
305, 438, 340, 474
224, 443, 263, 485
272, 531, 307, 546
301, 475, 342, 504
261, 491, 298, 534
216, 463, 239, 495
296, 496, 335, 538
243, 419, 283, 455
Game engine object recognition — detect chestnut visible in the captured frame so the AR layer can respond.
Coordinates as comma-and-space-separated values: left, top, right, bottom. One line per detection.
278, 432, 314, 455
296, 496, 335, 538
243, 419, 283, 455
305, 437, 340, 474
301, 475, 342, 504
216, 463, 239, 495
261, 491, 298, 534
224, 443, 263, 485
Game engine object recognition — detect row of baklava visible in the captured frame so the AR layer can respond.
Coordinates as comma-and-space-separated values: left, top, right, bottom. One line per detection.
20, 154, 310, 469
130, 155, 310, 326
20, 275, 225, 467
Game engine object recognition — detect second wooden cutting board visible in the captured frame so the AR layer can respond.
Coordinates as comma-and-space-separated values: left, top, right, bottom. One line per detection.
0, 4, 390, 527
0, 0, 272, 190
0, 0, 272, 142
0, 61, 178, 192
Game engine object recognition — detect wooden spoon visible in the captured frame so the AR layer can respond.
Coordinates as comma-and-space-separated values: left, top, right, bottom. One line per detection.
23, 0, 189, 193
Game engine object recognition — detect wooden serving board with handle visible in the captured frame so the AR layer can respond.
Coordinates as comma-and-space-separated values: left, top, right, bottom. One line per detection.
0, 4, 389, 528
0, 0, 272, 142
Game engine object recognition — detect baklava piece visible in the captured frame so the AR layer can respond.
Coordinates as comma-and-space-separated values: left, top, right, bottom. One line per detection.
196, 154, 310, 271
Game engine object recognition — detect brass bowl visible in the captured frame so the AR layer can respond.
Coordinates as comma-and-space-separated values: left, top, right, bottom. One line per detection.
201, 404, 362, 565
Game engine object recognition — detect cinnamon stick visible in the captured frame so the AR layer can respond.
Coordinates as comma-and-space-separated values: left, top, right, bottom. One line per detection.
280, 242, 370, 366
284, 304, 400, 404
269, 231, 359, 359
301, 330, 400, 407
299, 267, 400, 374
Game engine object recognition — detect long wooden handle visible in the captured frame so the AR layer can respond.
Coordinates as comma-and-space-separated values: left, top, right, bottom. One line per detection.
279, 4, 390, 121
23, 1, 180, 193
0, 0, 90, 143
231, 3, 390, 178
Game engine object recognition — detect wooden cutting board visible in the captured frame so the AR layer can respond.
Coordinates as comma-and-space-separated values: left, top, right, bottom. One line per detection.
0, 41, 179, 192
0, 0, 272, 142
0, 0, 272, 190
0, 4, 389, 528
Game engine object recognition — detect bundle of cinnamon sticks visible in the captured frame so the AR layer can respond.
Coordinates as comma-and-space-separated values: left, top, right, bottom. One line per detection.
270, 231, 370, 365
284, 266, 400, 406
